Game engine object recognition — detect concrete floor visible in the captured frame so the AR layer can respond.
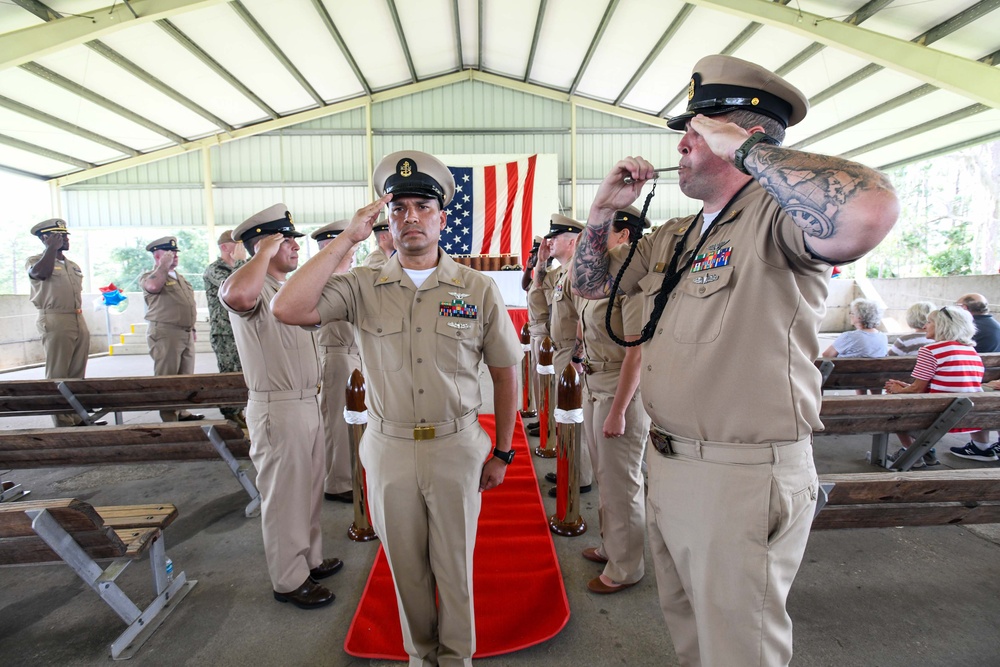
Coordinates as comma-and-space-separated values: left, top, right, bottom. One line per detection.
2, 353, 1000, 666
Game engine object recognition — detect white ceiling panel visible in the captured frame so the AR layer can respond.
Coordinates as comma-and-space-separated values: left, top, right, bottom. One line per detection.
849, 108, 1000, 168
0, 0, 997, 179
34, 46, 220, 139
99, 21, 273, 124
326, 0, 413, 90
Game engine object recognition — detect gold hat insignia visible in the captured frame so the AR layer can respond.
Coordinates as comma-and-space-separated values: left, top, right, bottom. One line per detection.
687, 77, 695, 101
400, 160, 412, 178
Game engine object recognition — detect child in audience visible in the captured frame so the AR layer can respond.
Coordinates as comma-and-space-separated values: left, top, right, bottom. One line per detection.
823, 298, 888, 358
887, 301, 934, 356
884, 306, 992, 466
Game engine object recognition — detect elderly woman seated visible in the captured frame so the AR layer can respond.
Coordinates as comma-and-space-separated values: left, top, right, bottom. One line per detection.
823, 298, 888, 358
887, 301, 934, 356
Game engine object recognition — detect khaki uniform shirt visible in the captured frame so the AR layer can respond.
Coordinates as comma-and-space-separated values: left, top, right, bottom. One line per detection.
608, 181, 830, 443
576, 292, 643, 399
316, 251, 522, 423
526, 264, 558, 339
26, 255, 84, 313
317, 320, 358, 352
140, 270, 197, 328
364, 247, 389, 270
548, 265, 578, 351
223, 275, 320, 393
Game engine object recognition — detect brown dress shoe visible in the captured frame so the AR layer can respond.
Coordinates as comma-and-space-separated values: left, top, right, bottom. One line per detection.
588, 575, 637, 594
324, 491, 354, 503
273, 578, 335, 609
581, 547, 609, 564
309, 558, 344, 580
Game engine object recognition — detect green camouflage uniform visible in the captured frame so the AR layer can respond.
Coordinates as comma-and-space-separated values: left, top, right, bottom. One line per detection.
204, 257, 244, 419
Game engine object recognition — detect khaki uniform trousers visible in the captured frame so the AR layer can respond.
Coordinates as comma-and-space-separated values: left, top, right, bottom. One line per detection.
246, 390, 325, 593
646, 433, 818, 667
147, 321, 196, 421
360, 417, 490, 667
38, 312, 90, 427
319, 345, 362, 495
552, 346, 592, 486
582, 371, 649, 585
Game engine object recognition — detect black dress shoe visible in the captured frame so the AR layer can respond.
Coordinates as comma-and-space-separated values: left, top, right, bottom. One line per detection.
309, 558, 344, 580
324, 491, 354, 503
273, 578, 335, 609
73, 420, 107, 426
548, 484, 592, 498
178, 413, 205, 422
544, 472, 557, 483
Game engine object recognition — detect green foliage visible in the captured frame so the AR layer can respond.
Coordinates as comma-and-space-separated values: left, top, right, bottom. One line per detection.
175, 229, 207, 290
0, 234, 44, 294
927, 221, 973, 275
93, 229, 208, 291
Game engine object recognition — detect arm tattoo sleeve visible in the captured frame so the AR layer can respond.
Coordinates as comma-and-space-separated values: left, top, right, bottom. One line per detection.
746, 144, 894, 240
573, 337, 585, 360
572, 220, 615, 298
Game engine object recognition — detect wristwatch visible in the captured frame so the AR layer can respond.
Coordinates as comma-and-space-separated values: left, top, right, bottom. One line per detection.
492, 447, 515, 465
733, 132, 779, 175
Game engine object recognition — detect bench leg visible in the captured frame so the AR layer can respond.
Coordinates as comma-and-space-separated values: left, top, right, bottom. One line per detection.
0, 480, 29, 502
813, 482, 835, 519
56, 382, 98, 425
202, 424, 262, 518
868, 433, 891, 467
889, 397, 973, 471
26, 508, 197, 660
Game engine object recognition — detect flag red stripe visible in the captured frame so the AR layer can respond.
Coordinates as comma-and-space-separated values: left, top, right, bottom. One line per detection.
482, 165, 497, 254
521, 155, 537, 263
500, 162, 518, 254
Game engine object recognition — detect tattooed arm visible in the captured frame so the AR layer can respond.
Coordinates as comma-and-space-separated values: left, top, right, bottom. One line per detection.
690, 114, 899, 263
574, 156, 655, 298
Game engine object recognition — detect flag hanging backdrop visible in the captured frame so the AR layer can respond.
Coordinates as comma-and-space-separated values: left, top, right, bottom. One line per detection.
440, 155, 537, 264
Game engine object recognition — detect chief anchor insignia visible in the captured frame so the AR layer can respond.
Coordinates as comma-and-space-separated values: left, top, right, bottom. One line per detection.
400, 160, 412, 177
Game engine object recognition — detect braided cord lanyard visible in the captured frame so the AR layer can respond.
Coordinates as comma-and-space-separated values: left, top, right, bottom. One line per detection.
604, 180, 752, 347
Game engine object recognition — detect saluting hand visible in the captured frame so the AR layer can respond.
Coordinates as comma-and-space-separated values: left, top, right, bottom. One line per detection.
43, 232, 65, 250
344, 194, 393, 244
253, 233, 285, 260
688, 114, 753, 167
156, 250, 176, 269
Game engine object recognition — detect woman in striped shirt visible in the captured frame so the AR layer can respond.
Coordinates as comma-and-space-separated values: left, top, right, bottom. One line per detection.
884, 306, 996, 465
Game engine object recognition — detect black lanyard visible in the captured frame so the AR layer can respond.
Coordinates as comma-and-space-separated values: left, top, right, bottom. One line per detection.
605, 180, 752, 347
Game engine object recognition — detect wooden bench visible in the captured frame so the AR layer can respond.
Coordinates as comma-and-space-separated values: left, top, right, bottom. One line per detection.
817, 392, 1000, 471
815, 352, 1000, 392
813, 470, 1000, 529
0, 372, 248, 425
0, 421, 261, 517
0, 498, 194, 659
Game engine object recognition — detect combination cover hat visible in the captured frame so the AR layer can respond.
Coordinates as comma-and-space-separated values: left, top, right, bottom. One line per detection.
373, 150, 456, 207
31, 218, 69, 237
372, 218, 390, 233
146, 236, 178, 252
232, 203, 304, 243
311, 219, 349, 241
616, 205, 652, 229
667, 55, 808, 132
544, 214, 585, 239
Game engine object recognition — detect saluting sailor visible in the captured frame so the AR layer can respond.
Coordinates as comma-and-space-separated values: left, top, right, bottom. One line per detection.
272, 150, 522, 666
140, 236, 202, 422
26, 219, 92, 427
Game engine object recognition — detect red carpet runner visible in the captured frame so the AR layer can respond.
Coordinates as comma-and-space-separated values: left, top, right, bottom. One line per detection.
344, 414, 570, 658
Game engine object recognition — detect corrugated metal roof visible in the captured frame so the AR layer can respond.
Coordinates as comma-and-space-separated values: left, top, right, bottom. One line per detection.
0, 0, 998, 181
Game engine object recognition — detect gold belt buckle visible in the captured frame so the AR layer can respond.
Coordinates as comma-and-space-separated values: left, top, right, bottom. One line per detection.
413, 425, 436, 441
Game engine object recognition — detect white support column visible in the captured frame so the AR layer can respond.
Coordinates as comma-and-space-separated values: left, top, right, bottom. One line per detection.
570, 101, 577, 219
366, 101, 374, 197
202, 146, 216, 263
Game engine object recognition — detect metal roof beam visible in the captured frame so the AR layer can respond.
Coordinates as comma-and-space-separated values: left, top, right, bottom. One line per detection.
230, 1, 326, 107
686, 0, 1000, 108
478, 0, 484, 71
0, 94, 140, 156
878, 128, 1000, 172
157, 18, 278, 119
842, 104, 989, 160
452, 0, 464, 70
614, 4, 692, 106
0, 133, 95, 169
86, 40, 235, 132
0, 163, 46, 180
1, 0, 228, 70
524, 0, 548, 83
20, 62, 186, 145
569, 0, 619, 96
309, 0, 371, 96
385, 0, 418, 83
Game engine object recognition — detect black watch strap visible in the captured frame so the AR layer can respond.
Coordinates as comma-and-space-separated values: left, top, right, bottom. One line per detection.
733, 132, 779, 175
492, 447, 514, 465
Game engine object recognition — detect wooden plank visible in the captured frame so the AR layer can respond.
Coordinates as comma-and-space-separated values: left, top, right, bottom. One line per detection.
0, 531, 129, 564
0, 499, 104, 538
817, 353, 1000, 390
820, 471, 1000, 504
811, 501, 1000, 529
0, 372, 248, 415
96, 504, 178, 530
0, 421, 250, 468
818, 393, 1000, 435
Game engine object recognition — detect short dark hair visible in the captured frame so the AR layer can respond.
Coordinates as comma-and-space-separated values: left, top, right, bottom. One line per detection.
722, 110, 786, 144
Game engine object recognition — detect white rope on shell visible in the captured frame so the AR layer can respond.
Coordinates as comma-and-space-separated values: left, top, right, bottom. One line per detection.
555, 408, 584, 424
343, 408, 368, 425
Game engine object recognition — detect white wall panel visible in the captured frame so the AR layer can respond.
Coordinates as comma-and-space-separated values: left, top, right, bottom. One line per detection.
64, 188, 203, 228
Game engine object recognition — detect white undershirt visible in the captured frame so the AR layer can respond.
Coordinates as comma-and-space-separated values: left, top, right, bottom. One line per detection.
701, 210, 720, 236
167, 270, 177, 278
403, 267, 435, 288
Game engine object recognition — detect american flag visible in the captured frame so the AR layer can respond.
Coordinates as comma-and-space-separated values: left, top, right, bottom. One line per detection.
440, 155, 537, 263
